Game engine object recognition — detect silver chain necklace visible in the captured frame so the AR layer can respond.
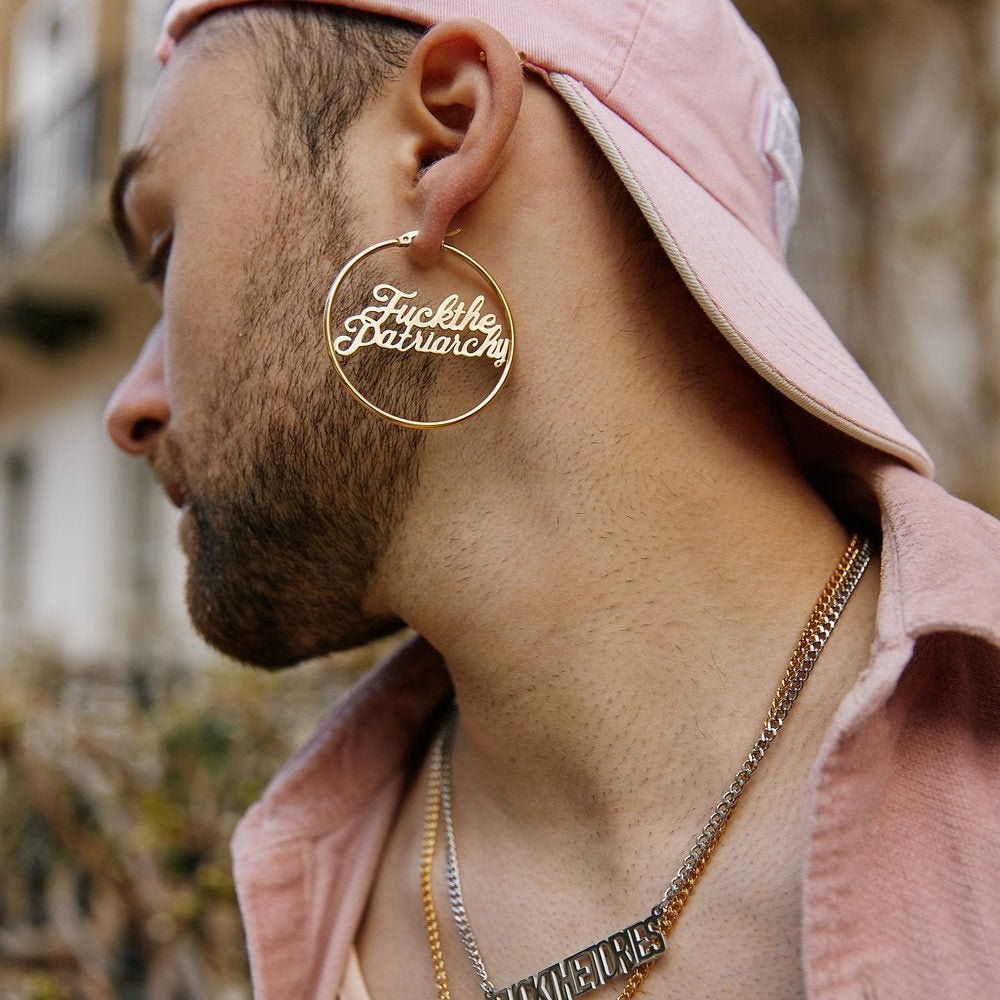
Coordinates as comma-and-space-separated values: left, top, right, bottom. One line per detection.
436, 536, 872, 1000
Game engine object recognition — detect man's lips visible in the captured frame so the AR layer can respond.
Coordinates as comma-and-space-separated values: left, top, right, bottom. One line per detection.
163, 480, 188, 509
151, 468, 188, 509
148, 442, 190, 511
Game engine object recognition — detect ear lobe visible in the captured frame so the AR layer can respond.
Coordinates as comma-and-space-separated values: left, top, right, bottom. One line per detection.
402, 19, 524, 266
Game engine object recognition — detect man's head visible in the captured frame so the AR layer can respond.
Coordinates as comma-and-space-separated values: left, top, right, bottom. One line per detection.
105, 9, 431, 666
106, 0, 930, 668
108, 5, 595, 666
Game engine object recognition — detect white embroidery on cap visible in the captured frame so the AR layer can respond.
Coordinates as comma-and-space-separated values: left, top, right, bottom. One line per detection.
759, 90, 802, 253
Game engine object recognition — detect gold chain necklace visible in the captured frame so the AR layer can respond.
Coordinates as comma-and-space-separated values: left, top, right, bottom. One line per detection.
421, 535, 872, 1000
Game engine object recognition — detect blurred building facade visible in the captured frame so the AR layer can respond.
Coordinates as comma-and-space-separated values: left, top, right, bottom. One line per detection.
0, 0, 204, 665
741, 0, 1000, 513
0, 0, 998, 666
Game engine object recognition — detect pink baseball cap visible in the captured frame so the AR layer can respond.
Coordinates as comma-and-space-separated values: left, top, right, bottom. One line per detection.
157, 0, 933, 475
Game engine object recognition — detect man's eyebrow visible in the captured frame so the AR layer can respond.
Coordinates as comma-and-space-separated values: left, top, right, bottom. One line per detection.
109, 145, 153, 267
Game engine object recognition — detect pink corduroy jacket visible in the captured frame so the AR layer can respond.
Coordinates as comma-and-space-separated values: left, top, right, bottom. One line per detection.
231, 458, 1000, 999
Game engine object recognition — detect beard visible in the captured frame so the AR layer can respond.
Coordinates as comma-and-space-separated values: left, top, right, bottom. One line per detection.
162, 181, 432, 669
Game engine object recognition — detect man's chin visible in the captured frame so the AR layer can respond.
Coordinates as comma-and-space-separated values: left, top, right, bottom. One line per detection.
186, 581, 404, 670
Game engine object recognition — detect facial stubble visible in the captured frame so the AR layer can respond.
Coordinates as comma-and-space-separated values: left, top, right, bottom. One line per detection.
179, 185, 429, 668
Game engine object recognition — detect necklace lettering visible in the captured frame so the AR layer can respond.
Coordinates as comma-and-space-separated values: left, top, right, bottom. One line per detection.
485, 915, 666, 1000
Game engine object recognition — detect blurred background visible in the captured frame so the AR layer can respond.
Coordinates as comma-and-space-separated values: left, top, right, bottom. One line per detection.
0, 0, 997, 997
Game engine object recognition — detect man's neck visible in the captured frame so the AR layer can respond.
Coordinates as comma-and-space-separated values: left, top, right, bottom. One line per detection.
368, 265, 878, 860
412, 460, 866, 824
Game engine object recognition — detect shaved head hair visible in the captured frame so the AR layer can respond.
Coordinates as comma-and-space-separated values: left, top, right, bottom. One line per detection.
192, 4, 424, 179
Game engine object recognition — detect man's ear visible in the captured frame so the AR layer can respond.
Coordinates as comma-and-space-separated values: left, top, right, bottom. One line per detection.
399, 19, 523, 266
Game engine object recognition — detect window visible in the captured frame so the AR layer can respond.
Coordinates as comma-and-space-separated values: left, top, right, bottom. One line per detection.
7, 0, 99, 245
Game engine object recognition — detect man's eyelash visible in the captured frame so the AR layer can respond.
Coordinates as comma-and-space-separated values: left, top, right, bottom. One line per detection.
138, 235, 173, 285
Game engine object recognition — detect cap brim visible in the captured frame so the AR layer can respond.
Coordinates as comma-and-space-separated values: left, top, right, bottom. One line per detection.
550, 73, 933, 477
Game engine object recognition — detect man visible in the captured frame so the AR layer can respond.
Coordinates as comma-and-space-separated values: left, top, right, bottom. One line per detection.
105, 1, 1000, 998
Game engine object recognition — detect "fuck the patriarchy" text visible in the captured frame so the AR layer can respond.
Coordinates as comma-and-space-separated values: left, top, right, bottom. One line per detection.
333, 283, 510, 367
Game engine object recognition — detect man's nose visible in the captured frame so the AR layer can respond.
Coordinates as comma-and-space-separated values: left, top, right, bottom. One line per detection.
105, 323, 170, 456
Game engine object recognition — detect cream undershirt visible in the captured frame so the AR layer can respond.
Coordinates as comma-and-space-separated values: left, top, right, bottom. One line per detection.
340, 947, 374, 1000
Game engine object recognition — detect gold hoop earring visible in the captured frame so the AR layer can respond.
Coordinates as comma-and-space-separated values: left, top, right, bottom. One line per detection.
323, 230, 515, 429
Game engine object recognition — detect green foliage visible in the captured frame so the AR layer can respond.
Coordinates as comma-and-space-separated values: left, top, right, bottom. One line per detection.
0, 642, 387, 999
